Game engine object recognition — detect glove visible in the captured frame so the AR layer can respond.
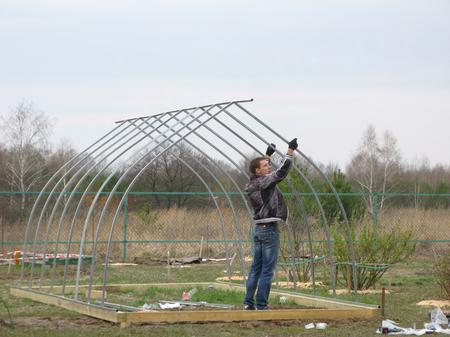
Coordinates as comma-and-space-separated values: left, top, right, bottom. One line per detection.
265, 143, 276, 156
288, 138, 298, 150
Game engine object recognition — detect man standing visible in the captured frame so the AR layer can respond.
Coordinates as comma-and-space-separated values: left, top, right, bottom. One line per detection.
243, 138, 298, 310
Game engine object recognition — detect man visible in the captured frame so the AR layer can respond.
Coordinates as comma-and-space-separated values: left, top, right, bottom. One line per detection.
243, 138, 298, 310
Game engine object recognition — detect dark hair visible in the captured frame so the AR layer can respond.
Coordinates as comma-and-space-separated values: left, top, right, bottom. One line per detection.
249, 157, 267, 175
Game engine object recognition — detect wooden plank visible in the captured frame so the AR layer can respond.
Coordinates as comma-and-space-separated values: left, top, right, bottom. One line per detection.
12, 282, 380, 326
38, 282, 212, 293
120, 308, 378, 324
10, 287, 118, 323
213, 282, 379, 310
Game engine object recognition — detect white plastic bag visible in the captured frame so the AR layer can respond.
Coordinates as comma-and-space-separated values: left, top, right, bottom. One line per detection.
431, 308, 449, 326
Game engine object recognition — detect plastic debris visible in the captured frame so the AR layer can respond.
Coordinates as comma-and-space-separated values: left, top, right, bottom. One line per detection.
304, 322, 327, 330
376, 319, 450, 335
142, 303, 160, 311
431, 307, 449, 326
182, 287, 198, 301
316, 323, 327, 329
304, 323, 315, 329
159, 302, 181, 309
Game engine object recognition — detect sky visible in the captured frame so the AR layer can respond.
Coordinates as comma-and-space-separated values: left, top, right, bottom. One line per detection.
0, 0, 449, 169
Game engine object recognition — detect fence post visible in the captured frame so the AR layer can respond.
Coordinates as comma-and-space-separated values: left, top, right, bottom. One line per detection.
373, 192, 379, 240
123, 194, 128, 261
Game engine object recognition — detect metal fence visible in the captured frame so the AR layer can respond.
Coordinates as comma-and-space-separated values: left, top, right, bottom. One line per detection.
0, 191, 449, 261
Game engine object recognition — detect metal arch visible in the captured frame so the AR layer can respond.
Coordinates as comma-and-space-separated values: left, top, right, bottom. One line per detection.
87, 102, 238, 300
235, 103, 358, 296
18, 98, 360, 305
162, 115, 255, 271
38, 116, 162, 289
87, 141, 231, 303
213, 103, 336, 296
135, 118, 251, 273
36, 117, 157, 284
73, 102, 239, 299
167, 110, 312, 291
20, 120, 131, 286
85, 113, 252, 302
61, 106, 201, 295
195, 104, 329, 294
171, 113, 304, 291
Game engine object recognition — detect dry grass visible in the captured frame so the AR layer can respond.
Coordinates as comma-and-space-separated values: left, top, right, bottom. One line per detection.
379, 208, 450, 240
2, 207, 448, 261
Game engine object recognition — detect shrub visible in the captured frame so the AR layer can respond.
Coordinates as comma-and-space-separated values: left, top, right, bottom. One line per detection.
333, 223, 416, 290
432, 249, 450, 299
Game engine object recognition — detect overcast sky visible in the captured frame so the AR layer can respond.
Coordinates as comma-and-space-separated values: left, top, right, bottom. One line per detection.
1, 0, 449, 169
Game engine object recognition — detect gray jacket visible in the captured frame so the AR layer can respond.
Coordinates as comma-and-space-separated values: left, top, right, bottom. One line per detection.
245, 155, 293, 223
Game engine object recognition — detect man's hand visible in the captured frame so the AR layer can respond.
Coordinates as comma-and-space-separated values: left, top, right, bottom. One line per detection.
265, 143, 276, 156
288, 138, 298, 150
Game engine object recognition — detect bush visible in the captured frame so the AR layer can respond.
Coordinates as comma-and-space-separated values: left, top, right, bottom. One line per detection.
432, 249, 450, 299
333, 223, 416, 290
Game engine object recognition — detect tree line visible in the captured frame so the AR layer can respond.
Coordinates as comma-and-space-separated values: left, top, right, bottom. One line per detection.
0, 100, 448, 221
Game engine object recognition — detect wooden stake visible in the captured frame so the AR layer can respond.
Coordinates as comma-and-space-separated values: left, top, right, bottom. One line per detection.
381, 287, 385, 317
199, 236, 204, 258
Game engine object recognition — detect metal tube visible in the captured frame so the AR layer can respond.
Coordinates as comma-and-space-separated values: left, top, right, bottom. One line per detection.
114, 99, 253, 124
75, 102, 233, 300
235, 103, 350, 297
36, 116, 159, 289
61, 108, 192, 295
96, 102, 235, 302
219, 104, 334, 295
22, 120, 131, 287
48, 116, 165, 293
86, 118, 233, 302
166, 114, 253, 280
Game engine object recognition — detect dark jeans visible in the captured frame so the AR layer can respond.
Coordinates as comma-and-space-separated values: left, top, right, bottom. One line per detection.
244, 223, 280, 310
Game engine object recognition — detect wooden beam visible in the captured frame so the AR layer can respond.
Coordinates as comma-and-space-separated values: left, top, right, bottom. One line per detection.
118, 307, 378, 325
11, 283, 380, 326
10, 287, 118, 323
212, 282, 378, 310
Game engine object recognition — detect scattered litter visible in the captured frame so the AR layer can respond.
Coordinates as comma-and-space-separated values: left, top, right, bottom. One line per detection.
207, 284, 215, 289
431, 308, 449, 326
304, 323, 315, 329
166, 257, 202, 265
376, 318, 450, 335
142, 303, 159, 311
182, 288, 198, 301
279, 296, 287, 304
159, 300, 234, 309
159, 302, 181, 309
304, 322, 327, 330
316, 323, 327, 329
108, 262, 138, 266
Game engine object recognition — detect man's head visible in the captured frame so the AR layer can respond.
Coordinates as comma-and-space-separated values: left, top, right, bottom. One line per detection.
249, 157, 272, 176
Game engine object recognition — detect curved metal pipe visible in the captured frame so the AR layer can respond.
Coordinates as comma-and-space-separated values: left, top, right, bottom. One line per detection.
60, 108, 193, 295
74, 102, 234, 299
20, 121, 129, 286
235, 103, 355, 296
93, 103, 236, 301
216, 104, 335, 295
38, 116, 159, 289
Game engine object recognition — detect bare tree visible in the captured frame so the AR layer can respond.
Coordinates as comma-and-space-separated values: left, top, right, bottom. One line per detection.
347, 125, 401, 215
378, 130, 402, 208
0, 100, 52, 215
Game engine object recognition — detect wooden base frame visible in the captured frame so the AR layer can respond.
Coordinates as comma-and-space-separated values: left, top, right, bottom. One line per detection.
11, 282, 381, 327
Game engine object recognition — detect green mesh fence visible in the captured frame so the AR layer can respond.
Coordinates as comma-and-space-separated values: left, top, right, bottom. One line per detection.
0, 191, 448, 261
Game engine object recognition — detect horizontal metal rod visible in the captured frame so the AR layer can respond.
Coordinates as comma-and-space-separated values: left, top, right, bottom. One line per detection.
115, 98, 253, 124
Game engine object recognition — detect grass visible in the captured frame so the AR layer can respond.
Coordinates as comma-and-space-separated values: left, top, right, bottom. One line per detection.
1, 253, 447, 337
